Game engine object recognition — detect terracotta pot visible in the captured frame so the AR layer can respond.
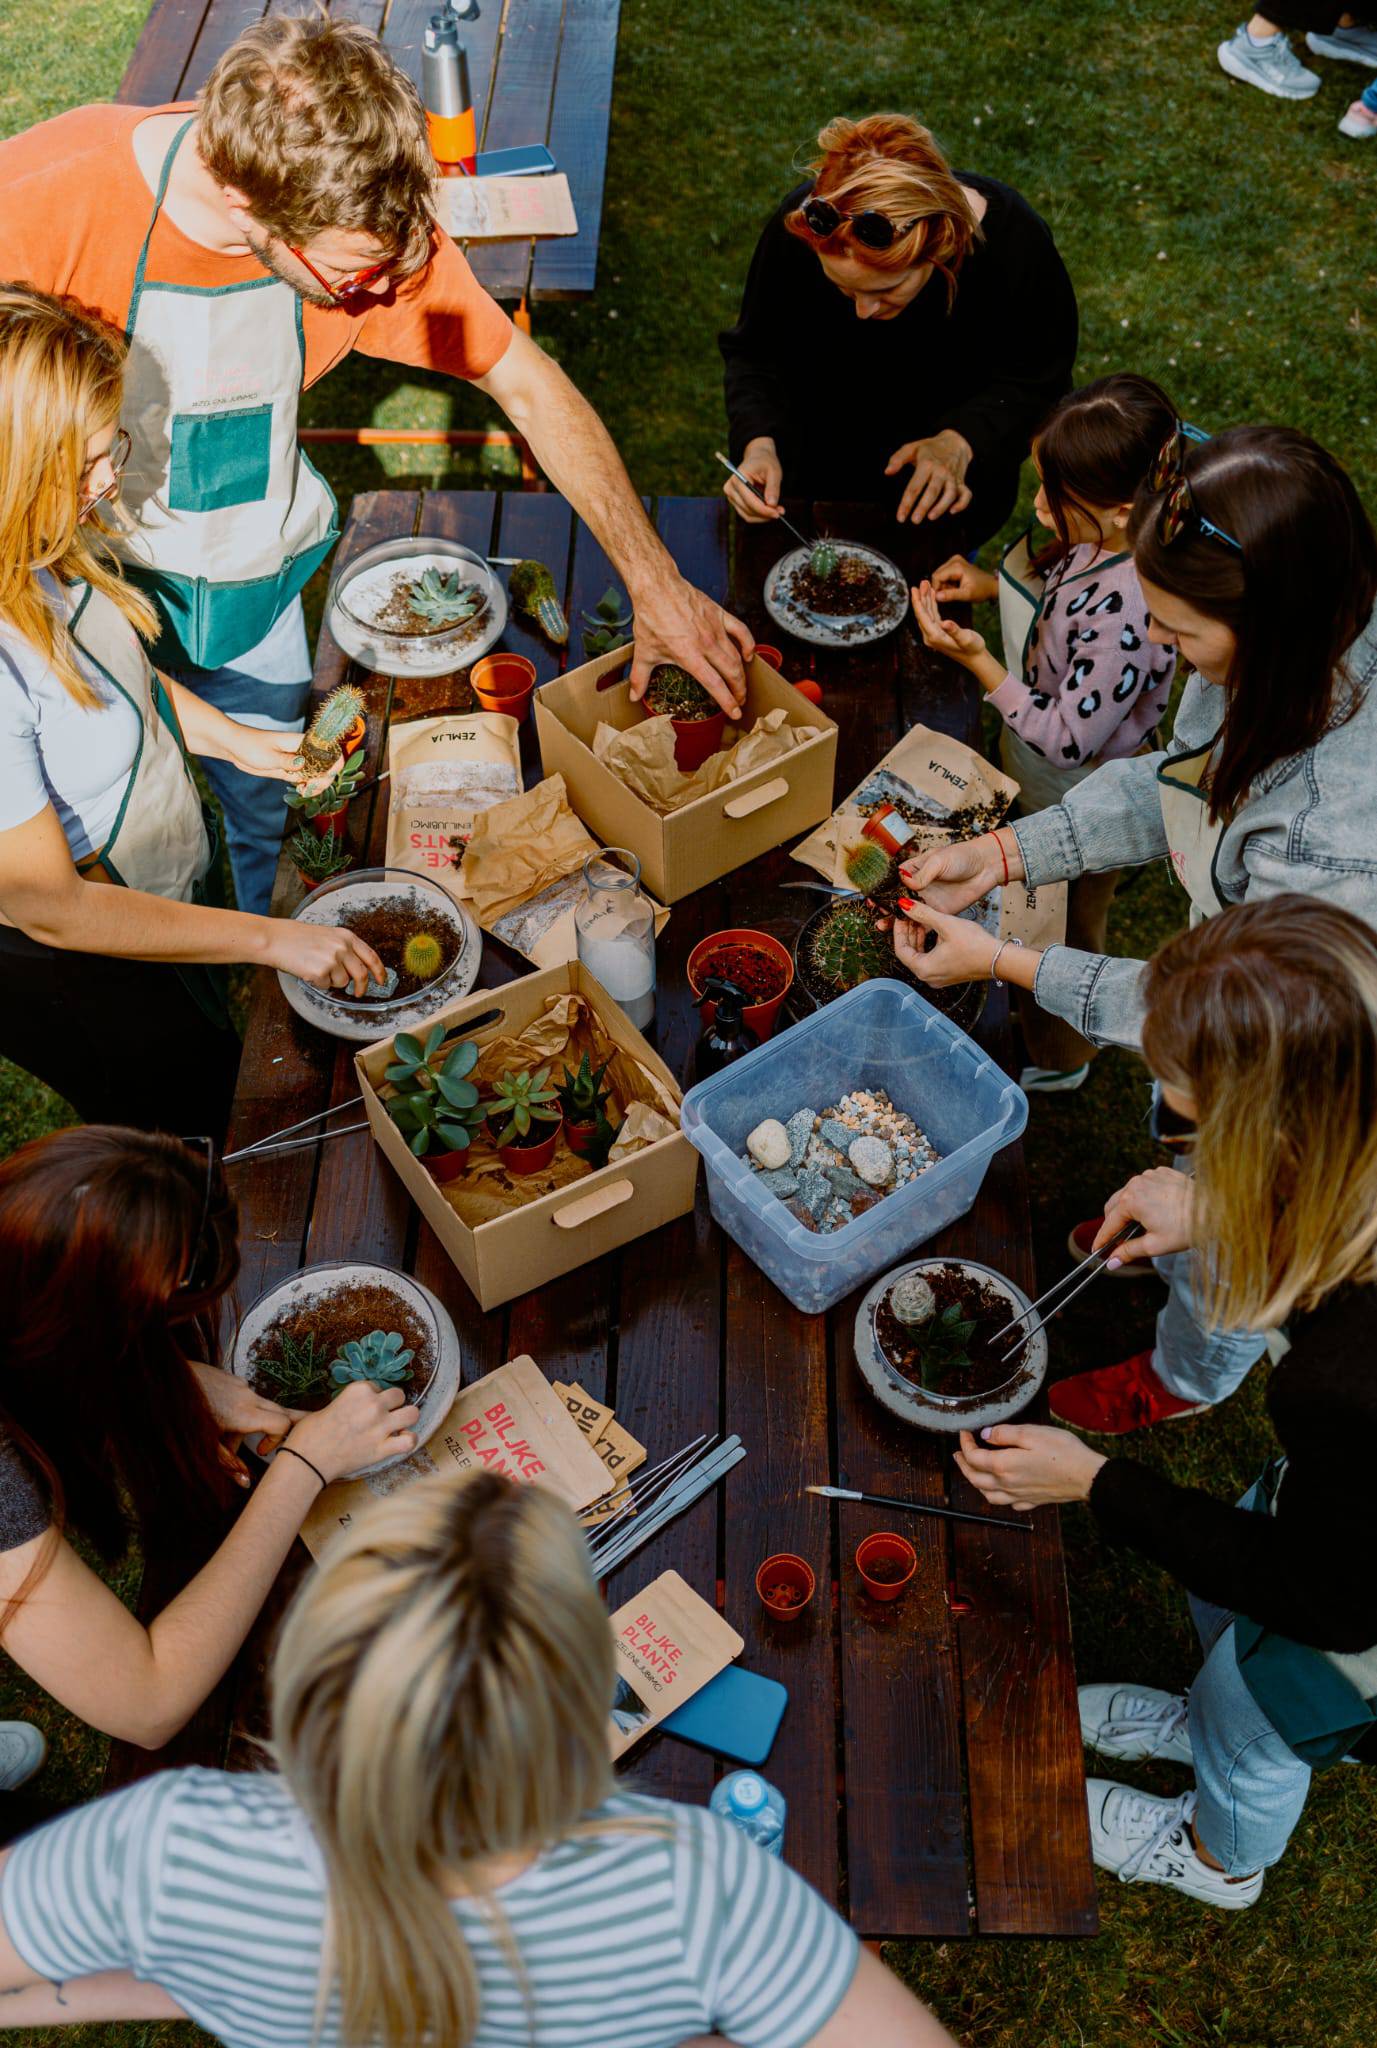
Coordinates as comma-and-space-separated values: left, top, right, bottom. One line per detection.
753, 644, 784, 671
426, 1145, 470, 1186
565, 1116, 599, 1157
472, 652, 536, 720
856, 1531, 917, 1602
756, 1552, 815, 1618
341, 716, 368, 757
688, 928, 794, 1042
310, 803, 350, 838
489, 1110, 563, 1175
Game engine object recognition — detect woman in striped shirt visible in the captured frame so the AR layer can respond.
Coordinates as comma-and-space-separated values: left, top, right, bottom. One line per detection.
0, 1469, 951, 2048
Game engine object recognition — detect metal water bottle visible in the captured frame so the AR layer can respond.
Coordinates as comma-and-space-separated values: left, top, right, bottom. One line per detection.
422, 1, 478, 174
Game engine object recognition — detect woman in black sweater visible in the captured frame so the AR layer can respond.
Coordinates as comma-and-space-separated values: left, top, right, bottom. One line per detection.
959, 895, 1377, 1909
719, 114, 1078, 548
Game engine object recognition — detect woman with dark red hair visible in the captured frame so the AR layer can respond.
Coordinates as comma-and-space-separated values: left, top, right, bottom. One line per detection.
720, 113, 1078, 546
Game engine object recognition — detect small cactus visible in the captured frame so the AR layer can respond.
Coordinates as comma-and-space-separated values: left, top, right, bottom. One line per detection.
643, 664, 718, 723
299, 684, 365, 775
809, 541, 839, 581
843, 841, 893, 895
401, 930, 445, 981
508, 559, 569, 646
329, 1328, 415, 1393
807, 903, 892, 993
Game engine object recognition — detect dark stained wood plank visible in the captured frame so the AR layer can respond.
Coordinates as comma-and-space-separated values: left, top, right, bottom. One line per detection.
466, 0, 565, 303
529, 0, 619, 300
490, 488, 574, 792
179, 0, 274, 97
116, 0, 217, 103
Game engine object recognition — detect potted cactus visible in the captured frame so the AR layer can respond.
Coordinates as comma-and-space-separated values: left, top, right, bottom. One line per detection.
799, 901, 894, 1003
329, 1329, 414, 1393
508, 559, 569, 647
555, 1052, 614, 1156
289, 824, 353, 891
641, 663, 727, 773
482, 1064, 564, 1175
287, 748, 367, 839
297, 683, 365, 778
384, 1024, 485, 1184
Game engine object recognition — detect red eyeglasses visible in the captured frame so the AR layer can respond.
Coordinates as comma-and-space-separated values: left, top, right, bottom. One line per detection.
288, 244, 395, 305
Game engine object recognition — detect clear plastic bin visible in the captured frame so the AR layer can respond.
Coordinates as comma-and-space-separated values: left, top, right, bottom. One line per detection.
680, 978, 1027, 1314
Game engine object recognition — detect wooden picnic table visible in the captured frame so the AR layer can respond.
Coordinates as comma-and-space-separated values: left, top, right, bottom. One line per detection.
106, 488, 1097, 1942
118, 0, 620, 301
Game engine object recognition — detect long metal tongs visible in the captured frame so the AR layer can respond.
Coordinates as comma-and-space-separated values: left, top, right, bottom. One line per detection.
992, 1220, 1145, 1363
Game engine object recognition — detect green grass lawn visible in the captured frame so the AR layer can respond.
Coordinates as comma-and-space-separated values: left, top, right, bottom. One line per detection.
1, 0, 1375, 2042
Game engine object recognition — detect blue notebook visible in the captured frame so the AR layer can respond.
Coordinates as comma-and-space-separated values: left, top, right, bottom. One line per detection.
662, 1666, 788, 1766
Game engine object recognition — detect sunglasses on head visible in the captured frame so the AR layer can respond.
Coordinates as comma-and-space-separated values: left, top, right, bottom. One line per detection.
1148, 1093, 1198, 1153
1149, 420, 1243, 556
174, 1134, 220, 1298
801, 190, 921, 253
78, 426, 132, 523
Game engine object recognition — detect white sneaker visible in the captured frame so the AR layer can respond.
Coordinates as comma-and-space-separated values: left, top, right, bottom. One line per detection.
1020, 1063, 1090, 1094
0, 1722, 46, 1792
1218, 25, 1321, 97
1086, 1780, 1262, 1909
1307, 24, 1377, 65
1339, 98, 1377, 137
1079, 1682, 1194, 1766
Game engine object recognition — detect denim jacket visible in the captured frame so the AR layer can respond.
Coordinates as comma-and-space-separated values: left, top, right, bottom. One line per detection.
1010, 605, 1377, 1048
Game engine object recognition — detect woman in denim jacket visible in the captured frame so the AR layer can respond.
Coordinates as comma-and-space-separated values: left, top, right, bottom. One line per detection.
892, 424, 1377, 1434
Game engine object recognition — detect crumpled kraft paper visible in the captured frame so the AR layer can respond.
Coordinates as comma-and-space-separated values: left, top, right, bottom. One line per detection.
462, 776, 669, 967
430, 993, 680, 1223
592, 707, 808, 816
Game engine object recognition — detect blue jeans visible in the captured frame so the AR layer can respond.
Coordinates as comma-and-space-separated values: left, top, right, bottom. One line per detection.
1363, 76, 1377, 114
1187, 1592, 1311, 1874
172, 599, 313, 915
1152, 1247, 1268, 1406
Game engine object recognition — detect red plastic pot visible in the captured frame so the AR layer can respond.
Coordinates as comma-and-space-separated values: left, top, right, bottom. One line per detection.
794, 677, 824, 707
688, 928, 795, 1042
856, 1532, 917, 1603
756, 1552, 815, 1618
472, 652, 536, 720
489, 1111, 563, 1176
310, 803, 349, 838
426, 1145, 470, 1185
640, 693, 727, 773
753, 644, 784, 671
565, 1117, 599, 1157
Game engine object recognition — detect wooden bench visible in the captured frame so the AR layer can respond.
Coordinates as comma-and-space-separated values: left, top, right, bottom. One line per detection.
106, 489, 1098, 1941
117, 0, 621, 301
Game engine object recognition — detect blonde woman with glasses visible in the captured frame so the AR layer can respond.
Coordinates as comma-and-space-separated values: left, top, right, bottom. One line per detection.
0, 1469, 952, 2046
0, 286, 383, 1137
957, 897, 1377, 1910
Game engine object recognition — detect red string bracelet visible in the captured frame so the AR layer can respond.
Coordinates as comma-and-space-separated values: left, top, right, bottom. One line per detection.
991, 831, 1010, 886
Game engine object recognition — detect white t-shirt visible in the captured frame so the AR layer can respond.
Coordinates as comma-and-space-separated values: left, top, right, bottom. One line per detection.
0, 1772, 858, 2048
0, 577, 141, 862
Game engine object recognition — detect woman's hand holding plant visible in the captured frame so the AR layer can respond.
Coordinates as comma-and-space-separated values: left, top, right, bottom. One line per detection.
722, 436, 785, 523
899, 830, 1023, 915
886, 429, 973, 522
278, 1381, 420, 1485
955, 1423, 1107, 1512
191, 1363, 302, 1486
891, 898, 998, 986
929, 554, 999, 606
1094, 1167, 1195, 1267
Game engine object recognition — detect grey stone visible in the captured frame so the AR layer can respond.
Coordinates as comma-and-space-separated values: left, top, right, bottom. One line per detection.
818, 1117, 854, 1153
795, 1168, 832, 1221
757, 1167, 800, 1199
369, 966, 399, 999
849, 1135, 895, 1187
784, 1107, 816, 1168
823, 1165, 868, 1200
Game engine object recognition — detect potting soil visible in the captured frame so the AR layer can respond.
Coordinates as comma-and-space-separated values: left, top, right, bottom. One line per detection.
690, 942, 788, 1004
787, 551, 892, 619
248, 1282, 435, 1412
875, 1263, 1021, 1400
337, 896, 465, 1000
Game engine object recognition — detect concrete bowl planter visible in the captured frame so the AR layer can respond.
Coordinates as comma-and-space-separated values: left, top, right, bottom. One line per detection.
853, 1256, 1047, 1435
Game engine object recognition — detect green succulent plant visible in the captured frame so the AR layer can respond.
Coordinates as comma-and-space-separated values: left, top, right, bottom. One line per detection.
384, 1025, 485, 1157
843, 840, 894, 895
329, 1328, 415, 1392
288, 824, 353, 883
581, 585, 633, 658
508, 558, 569, 646
298, 684, 365, 774
643, 664, 718, 723
482, 1063, 562, 1147
408, 568, 483, 629
809, 541, 840, 581
285, 748, 366, 820
911, 1303, 977, 1395
555, 1051, 612, 1122
807, 902, 893, 993
254, 1331, 332, 1404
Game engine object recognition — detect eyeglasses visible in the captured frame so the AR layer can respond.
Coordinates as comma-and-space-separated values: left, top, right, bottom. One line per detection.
174, 1135, 218, 1297
800, 190, 922, 253
78, 426, 132, 522
287, 243, 395, 305
1148, 1093, 1198, 1153
1149, 420, 1243, 556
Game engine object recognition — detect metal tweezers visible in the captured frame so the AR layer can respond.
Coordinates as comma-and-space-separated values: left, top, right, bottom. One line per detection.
991, 1220, 1145, 1362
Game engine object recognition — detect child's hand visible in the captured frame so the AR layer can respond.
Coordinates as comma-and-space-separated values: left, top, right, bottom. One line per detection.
929, 555, 999, 606
910, 581, 987, 665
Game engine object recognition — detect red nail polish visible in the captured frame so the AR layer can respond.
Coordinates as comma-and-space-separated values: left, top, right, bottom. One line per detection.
897, 896, 918, 913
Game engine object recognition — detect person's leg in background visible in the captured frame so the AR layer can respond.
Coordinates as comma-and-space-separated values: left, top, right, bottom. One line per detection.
1338, 64, 1377, 128
172, 597, 313, 916
1217, 7, 1334, 95
1017, 865, 1123, 1091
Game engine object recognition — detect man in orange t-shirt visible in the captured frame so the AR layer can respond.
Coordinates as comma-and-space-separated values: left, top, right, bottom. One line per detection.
0, 15, 751, 910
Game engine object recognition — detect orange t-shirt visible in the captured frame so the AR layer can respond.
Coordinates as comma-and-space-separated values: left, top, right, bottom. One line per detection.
0, 102, 514, 388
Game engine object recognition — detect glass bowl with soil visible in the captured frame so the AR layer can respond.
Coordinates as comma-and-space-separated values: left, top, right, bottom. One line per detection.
687, 928, 794, 1042
326, 537, 507, 677
763, 540, 908, 649
852, 1257, 1047, 1435
230, 1260, 463, 1477
277, 866, 482, 1043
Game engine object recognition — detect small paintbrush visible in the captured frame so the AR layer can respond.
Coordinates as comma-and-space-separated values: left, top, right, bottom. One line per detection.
807, 1483, 1031, 1534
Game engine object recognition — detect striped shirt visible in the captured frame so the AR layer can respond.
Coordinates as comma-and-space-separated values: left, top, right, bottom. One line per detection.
1, 1771, 858, 2048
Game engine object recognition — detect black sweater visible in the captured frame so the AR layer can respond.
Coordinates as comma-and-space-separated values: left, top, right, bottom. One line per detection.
1091, 1281, 1377, 1753
719, 173, 1078, 547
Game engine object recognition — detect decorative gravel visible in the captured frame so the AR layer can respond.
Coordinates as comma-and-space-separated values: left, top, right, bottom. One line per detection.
741, 1089, 939, 1234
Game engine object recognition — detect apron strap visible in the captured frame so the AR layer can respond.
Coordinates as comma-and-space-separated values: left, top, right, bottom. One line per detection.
129, 116, 197, 308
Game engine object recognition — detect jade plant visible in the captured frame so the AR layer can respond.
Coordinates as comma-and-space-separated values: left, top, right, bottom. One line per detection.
408, 568, 483, 630
254, 1330, 331, 1405
807, 902, 892, 993
298, 684, 365, 776
555, 1052, 612, 1126
329, 1328, 415, 1392
581, 585, 633, 658
482, 1064, 561, 1147
509, 559, 569, 646
401, 931, 446, 982
384, 1025, 485, 1157
643, 664, 718, 724
289, 824, 353, 885
286, 748, 365, 822
842, 840, 893, 896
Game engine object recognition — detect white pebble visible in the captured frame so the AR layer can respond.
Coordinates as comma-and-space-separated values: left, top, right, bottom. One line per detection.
746, 1119, 791, 1171
849, 1135, 894, 1187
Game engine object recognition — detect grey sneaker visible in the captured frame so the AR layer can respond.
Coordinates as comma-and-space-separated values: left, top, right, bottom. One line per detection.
0, 1721, 46, 1791
1218, 24, 1321, 98
1079, 1682, 1194, 1766
1307, 24, 1377, 65
1087, 1780, 1262, 1909
1020, 1062, 1090, 1094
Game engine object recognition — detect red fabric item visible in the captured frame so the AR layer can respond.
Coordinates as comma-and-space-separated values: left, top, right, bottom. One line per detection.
1050, 1350, 1209, 1434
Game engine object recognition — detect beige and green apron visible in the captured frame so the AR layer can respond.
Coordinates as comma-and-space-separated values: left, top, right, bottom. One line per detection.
1155, 733, 1229, 925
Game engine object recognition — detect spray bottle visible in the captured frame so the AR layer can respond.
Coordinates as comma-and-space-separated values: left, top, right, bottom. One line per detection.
694, 977, 758, 1082
422, 1, 479, 175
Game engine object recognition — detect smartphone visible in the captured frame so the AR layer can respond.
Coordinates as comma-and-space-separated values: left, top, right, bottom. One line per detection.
662, 1666, 789, 1766
473, 145, 556, 179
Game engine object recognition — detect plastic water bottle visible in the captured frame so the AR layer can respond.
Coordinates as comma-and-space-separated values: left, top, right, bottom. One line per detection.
710, 1772, 786, 1857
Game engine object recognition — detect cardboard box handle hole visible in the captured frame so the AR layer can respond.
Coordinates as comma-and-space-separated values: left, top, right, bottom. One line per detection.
722, 776, 790, 821
550, 1177, 636, 1229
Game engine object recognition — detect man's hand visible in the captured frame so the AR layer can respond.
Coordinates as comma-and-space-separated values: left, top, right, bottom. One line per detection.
722, 437, 785, 523
955, 1424, 1107, 1512
1094, 1167, 1195, 1266
886, 429, 973, 523
628, 575, 754, 719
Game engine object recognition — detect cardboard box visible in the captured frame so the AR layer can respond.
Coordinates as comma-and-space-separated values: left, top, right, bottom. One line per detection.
356, 961, 699, 1311
535, 647, 838, 903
